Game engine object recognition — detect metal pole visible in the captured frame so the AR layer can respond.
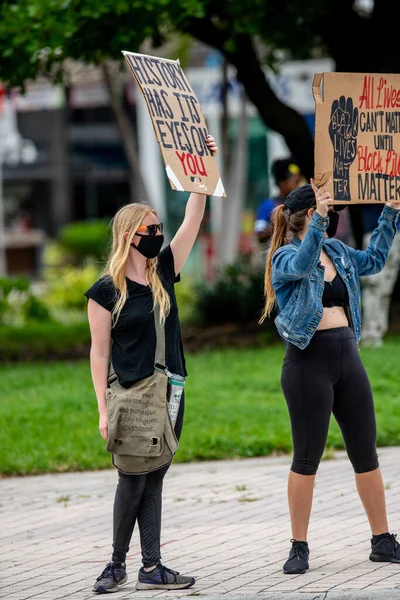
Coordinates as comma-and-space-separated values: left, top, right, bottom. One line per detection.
0, 157, 6, 276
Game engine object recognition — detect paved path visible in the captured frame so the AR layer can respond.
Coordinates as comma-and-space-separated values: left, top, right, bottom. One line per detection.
2, 448, 400, 600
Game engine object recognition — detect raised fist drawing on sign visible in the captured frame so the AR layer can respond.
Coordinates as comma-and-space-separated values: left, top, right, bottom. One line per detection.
329, 96, 358, 201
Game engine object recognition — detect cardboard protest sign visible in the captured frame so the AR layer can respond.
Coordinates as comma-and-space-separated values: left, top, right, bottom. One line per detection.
123, 51, 226, 197
313, 72, 400, 204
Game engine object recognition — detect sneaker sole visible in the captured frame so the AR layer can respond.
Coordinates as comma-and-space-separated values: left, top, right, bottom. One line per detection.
283, 567, 308, 575
93, 576, 128, 593
370, 553, 400, 563
136, 578, 195, 591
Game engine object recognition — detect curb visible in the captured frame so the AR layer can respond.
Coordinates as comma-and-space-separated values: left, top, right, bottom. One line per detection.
135, 593, 400, 600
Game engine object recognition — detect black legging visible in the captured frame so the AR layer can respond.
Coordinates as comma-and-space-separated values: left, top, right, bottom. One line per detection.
281, 327, 379, 476
112, 395, 184, 567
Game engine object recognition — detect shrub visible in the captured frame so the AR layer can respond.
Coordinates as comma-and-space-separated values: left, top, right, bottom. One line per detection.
195, 255, 265, 325
42, 241, 73, 271
57, 219, 110, 263
22, 295, 53, 322
44, 263, 101, 311
175, 277, 198, 325
0, 277, 30, 325
0, 321, 90, 361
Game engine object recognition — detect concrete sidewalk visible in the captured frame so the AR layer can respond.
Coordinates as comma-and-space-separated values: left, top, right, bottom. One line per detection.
2, 448, 400, 600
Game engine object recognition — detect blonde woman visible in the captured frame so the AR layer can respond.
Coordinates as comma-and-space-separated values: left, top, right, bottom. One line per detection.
85, 136, 217, 594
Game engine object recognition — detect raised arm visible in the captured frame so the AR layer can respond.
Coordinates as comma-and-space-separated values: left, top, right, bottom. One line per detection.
272, 179, 331, 282
272, 211, 328, 281
346, 204, 399, 276
87, 299, 112, 440
170, 136, 218, 276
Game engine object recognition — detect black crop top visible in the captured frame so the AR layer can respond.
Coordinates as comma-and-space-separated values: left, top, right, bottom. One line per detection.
322, 273, 348, 308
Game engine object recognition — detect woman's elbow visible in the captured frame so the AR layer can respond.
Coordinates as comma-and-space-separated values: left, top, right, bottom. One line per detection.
90, 346, 110, 361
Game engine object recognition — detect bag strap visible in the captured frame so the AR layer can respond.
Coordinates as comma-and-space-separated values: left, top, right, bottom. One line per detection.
153, 303, 166, 368
108, 301, 165, 385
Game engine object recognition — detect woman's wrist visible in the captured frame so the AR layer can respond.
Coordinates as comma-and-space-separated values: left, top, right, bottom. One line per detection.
386, 202, 400, 211
97, 396, 107, 415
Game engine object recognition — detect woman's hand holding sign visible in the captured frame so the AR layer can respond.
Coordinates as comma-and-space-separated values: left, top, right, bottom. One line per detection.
206, 135, 218, 157
311, 178, 332, 218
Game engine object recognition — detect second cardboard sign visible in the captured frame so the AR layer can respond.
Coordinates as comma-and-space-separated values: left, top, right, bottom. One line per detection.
314, 72, 400, 205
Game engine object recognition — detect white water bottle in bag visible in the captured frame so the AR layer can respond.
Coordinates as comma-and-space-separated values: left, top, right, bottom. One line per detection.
167, 374, 185, 426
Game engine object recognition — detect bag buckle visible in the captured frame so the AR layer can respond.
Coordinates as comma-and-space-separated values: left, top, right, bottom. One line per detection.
155, 362, 171, 377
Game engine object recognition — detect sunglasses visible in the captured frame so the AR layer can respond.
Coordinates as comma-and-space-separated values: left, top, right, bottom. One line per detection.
136, 223, 164, 236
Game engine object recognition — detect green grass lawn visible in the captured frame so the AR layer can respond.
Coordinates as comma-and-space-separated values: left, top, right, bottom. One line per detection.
2, 340, 400, 475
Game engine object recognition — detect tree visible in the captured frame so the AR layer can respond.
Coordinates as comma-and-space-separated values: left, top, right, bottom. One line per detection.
0, 0, 315, 178
101, 60, 149, 204
1, 0, 399, 243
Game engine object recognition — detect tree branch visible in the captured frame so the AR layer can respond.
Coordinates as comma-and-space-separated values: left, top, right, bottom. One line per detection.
186, 19, 315, 178
101, 60, 149, 204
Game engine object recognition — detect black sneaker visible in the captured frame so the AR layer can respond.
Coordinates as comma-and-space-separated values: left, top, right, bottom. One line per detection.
370, 533, 400, 563
93, 562, 128, 593
136, 563, 195, 590
283, 539, 309, 574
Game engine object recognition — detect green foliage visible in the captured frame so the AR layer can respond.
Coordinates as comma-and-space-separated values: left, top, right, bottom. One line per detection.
0, 277, 30, 325
0, 276, 30, 297
22, 294, 53, 323
57, 219, 110, 264
0, 321, 90, 361
42, 241, 73, 270
45, 263, 101, 311
174, 276, 197, 325
195, 255, 264, 325
2, 338, 400, 474
0, 0, 329, 88
43, 221, 105, 312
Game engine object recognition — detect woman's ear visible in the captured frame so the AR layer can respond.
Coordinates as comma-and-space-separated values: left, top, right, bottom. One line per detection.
307, 208, 315, 220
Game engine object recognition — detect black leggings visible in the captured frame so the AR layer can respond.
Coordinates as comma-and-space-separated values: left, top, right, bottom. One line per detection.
281, 327, 379, 476
112, 396, 184, 567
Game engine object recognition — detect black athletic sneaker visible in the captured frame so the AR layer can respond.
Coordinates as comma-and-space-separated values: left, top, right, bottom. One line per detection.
283, 539, 310, 574
93, 562, 128, 593
136, 563, 195, 590
370, 533, 400, 563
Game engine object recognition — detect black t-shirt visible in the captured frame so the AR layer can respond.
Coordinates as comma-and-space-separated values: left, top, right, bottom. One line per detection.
84, 245, 187, 388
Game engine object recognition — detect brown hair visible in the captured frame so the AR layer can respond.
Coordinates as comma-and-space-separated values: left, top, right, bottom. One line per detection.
259, 204, 309, 323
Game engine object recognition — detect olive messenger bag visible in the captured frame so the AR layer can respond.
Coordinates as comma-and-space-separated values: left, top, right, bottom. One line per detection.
105, 304, 179, 475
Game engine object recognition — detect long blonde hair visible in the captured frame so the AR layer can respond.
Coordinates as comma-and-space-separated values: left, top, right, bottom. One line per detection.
259, 204, 308, 323
105, 203, 170, 324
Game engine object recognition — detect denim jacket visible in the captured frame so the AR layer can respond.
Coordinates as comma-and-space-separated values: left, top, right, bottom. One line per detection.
272, 205, 399, 349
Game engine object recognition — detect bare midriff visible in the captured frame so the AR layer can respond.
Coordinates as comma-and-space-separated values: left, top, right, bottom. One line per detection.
317, 306, 349, 331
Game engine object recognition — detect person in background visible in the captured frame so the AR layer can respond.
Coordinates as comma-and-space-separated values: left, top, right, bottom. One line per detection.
254, 158, 301, 245
361, 205, 400, 347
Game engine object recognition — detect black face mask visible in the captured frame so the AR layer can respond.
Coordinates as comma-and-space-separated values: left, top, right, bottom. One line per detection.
131, 234, 164, 259
326, 211, 339, 238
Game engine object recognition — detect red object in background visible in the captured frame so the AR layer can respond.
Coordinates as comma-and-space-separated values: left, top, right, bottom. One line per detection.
203, 232, 216, 280
238, 232, 255, 256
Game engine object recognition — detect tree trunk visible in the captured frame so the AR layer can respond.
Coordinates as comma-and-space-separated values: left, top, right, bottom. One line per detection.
213, 79, 249, 267
228, 37, 314, 180
316, 1, 400, 251
101, 60, 149, 205
223, 87, 248, 264
185, 22, 315, 180
220, 58, 230, 177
